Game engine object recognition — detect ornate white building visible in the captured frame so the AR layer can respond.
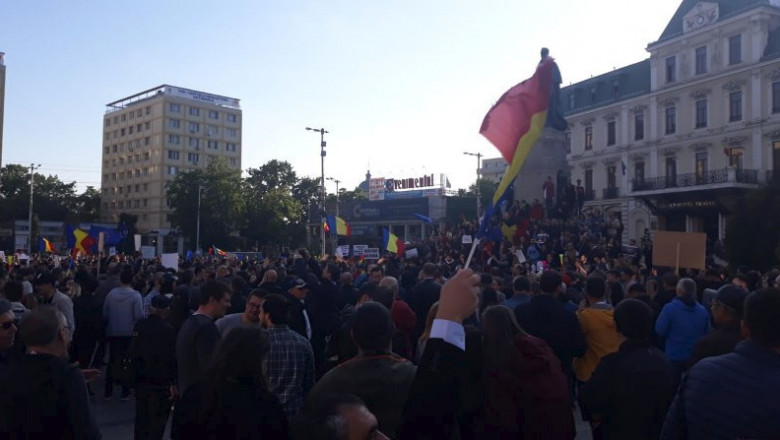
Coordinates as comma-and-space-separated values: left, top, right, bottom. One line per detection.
562, 0, 780, 243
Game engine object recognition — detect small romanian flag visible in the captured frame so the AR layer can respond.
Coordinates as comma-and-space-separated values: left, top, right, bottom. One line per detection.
39, 237, 57, 254
327, 216, 351, 236
382, 229, 405, 255
211, 245, 228, 256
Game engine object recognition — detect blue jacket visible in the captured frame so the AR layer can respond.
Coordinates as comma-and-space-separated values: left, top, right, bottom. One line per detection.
103, 286, 144, 337
661, 340, 780, 439
655, 297, 710, 362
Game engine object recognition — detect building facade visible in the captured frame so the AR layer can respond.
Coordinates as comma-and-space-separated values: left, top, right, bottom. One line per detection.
480, 157, 508, 183
562, 0, 780, 243
101, 85, 242, 232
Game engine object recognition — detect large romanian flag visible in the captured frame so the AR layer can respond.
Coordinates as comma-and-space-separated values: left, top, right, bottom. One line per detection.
479, 57, 558, 205
39, 237, 57, 254
66, 225, 96, 255
382, 229, 405, 255
327, 215, 351, 236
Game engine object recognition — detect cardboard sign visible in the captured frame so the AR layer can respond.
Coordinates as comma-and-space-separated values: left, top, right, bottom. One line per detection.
337, 245, 351, 257
353, 245, 368, 256
462, 235, 473, 244
141, 246, 156, 260
364, 248, 380, 260
134, 234, 142, 252
652, 230, 706, 271
405, 248, 419, 259
161, 253, 179, 271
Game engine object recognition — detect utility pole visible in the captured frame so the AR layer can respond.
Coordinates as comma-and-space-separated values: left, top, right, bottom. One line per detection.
195, 183, 203, 255
327, 177, 341, 217
463, 152, 482, 218
27, 163, 40, 255
306, 127, 329, 258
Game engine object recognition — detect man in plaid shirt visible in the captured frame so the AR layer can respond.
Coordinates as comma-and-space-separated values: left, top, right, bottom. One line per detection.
261, 293, 315, 418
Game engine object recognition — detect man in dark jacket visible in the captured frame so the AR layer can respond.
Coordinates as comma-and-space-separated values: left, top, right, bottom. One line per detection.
308, 263, 341, 376
411, 263, 441, 335
688, 284, 747, 366
283, 278, 311, 340
653, 271, 679, 311
661, 288, 780, 439
0, 308, 101, 439
133, 295, 177, 440
579, 299, 675, 440
515, 270, 586, 399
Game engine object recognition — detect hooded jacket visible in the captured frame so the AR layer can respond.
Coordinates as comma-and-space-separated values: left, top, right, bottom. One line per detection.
103, 286, 144, 337
483, 335, 575, 440
574, 304, 623, 382
655, 296, 710, 362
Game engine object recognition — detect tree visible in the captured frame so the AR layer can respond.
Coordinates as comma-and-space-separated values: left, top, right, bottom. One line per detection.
724, 182, 780, 271
243, 160, 303, 249
467, 178, 498, 209
0, 164, 79, 224
76, 186, 102, 223
166, 158, 245, 251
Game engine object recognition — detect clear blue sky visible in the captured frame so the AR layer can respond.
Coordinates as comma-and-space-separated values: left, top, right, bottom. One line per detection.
1, 0, 682, 194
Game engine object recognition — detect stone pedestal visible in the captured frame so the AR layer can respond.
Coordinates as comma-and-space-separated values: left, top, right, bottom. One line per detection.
512, 128, 569, 203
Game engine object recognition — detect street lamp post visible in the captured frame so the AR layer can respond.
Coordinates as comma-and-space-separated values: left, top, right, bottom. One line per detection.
195, 183, 204, 255
463, 152, 482, 219
27, 163, 40, 256
326, 177, 341, 217
306, 127, 329, 258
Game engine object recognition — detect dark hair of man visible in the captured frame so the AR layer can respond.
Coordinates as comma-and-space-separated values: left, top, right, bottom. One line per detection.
513, 276, 531, 293
368, 286, 394, 310
248, 288, 267, 302
295, 394, 368, 440
198, 280, 230, 306
539, 270, 563, 294
627, 284, 646, 295
205, 327, 270, 404
19, 308, 62, 347
585, 276, 607, 300
369, 266, 383, 276
261, 294, 289, 325
421, 262, 437, 278
178, 270, 194, 285
119, 266, 134, 285
326, 263, 341, 281
662, 271, 680, 288
743, 288, 780, 348
230, 275, 247, 292
352, 301, 395, 352
3, 280, 24, 302
614, 299, 654, 340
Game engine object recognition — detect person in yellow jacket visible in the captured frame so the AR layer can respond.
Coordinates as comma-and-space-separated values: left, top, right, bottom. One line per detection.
575, 277, 624, 382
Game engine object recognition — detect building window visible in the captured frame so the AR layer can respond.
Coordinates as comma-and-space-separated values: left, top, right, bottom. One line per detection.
168, 135, 180, 145
189, 138, 200, 148
121, 114, 126, 122
226, 113, 238, 123
188, 122, 199, 132
773, 82, 780, 113
612, 81, 619, 98
634, 113, 644, 140
565, 131, 571, 154
207, 126, 218, 136
145, 106, 151, 115
665, 56, 676, 83
607, 165, 617, 188
143, 199, 148, 207
208, 140, 219, 150
105, 118, 110, 127
128, 126, 134, 134
665, 157, 677, 187
695, 99, 708, 128
665, 107, 676, 134
584, 169, 593, 195
226, 143, 237, 152
229, 158, 238, 167
729, 34, 742, 65
568, 94, 575, 110
226, 128, 238, 138
169, 103, 181, 113
168, 151, 180, 160
208, 110, 219, 120
606, 121, 616, 146
189, 107, 200, 116
729, 91, 742, 122
695, 151, 708, 182
144, 137, 150, 146
634, 162, 645, 183
584, 126, 593, 151
695, 46, 707, 75
188, 153, 199, 163
728, 147, 744, 169
167, 166, 178, 176
590, 88, 596, 103
120, 128, 126, 137
169, 119, 180, 129
104, 147, 110, 155
144, 122, 150, 130
129, 112, 134, 120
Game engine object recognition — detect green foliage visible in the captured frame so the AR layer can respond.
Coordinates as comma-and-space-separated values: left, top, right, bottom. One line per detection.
724, 181, 780, 271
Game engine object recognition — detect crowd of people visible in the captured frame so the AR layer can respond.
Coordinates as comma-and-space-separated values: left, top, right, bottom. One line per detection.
0, 236, 778, 439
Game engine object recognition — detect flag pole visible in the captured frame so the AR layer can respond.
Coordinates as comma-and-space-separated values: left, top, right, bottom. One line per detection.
463, 238, 481, 270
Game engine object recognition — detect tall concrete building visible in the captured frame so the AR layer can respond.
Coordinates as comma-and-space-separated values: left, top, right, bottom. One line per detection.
101, 85, 242, 232
562, 0, 780, 243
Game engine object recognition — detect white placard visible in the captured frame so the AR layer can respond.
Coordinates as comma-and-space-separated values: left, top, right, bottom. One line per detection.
353, 245, 368, 256
134, 234, 142, 251
516, 250, 527, 264
461, 235, 473, 244
405, 248, 419, 259
109, 247, 117, 257
337, 245, 351, 257
364, 248, 380, 260
0, 251, 5, 262
141, 246, 156, 259
161, 253, 179, 271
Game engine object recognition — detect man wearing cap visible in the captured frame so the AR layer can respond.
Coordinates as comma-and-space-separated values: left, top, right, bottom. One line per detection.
35, 271, 75, 338
688, 284, 747, 366
284, 278, 311, 340
132, 294, 177, 440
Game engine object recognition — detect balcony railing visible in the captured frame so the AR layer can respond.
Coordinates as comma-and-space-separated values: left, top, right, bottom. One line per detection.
631, 168, 760, 192
602, 187, 620, 199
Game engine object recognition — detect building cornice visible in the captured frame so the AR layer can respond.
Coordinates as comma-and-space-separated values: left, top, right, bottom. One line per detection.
689, 88, 712, 99
722, 79, 747, 91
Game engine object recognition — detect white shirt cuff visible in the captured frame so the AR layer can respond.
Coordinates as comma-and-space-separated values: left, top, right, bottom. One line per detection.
430, 319, 466, 351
